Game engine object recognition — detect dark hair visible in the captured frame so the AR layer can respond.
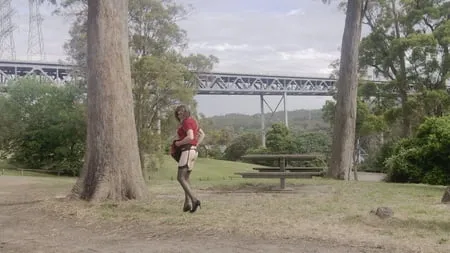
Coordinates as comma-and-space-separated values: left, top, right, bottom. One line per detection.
174, 104, 191, 122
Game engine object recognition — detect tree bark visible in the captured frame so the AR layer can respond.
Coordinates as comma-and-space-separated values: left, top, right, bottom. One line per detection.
70, 0, 149, 201
442, 186, 450, 204
328, 0, 364, 180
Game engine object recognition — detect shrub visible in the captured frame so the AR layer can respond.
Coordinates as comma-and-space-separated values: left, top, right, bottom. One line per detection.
361, 139, 398, 173
384, 116, 450, 185
1, 79, 86, 176
223, 133, 260, 161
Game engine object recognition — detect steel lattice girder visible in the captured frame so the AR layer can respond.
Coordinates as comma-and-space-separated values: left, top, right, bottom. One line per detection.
191, 72, 338, 96
0, 60, 75, 85
3, 60, 449, 96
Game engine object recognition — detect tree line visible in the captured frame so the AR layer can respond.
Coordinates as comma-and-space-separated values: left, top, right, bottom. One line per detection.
199, 109, 328, 133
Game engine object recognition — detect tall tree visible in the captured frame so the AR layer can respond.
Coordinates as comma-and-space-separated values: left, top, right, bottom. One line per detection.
359, 0, 450, 137
71, 0, 149, 201
322, 0, 368, 180
57, 0, 218, 176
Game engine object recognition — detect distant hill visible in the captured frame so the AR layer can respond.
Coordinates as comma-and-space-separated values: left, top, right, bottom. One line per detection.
204, 109, 329, 133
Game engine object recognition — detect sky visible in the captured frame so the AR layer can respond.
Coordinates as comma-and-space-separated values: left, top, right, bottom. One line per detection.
7, 0, 348, 116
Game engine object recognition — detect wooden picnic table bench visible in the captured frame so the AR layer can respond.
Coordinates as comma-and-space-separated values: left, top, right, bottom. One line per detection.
235, 153, 327, 189
16, 168, 63, 176
252, 167, 325, 172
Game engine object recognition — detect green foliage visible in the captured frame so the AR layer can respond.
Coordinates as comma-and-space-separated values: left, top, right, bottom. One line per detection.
265, 123, 294, 153
199, 146, 224, 160
361, 139, 397, 173
132, 55, 194, 147
358, 0, 450, 137
0, 78, 86, 175
384, 116, 450, 185
0, 96, 22, 159
292, 132, 331, 155
223, 133, 261, 161
222, 121, 331, 163
201, 128, 233, 147
322, 98, 386, 138
207, 109, 328, 134
128, 0, 189, 57
245, 126, 330, 167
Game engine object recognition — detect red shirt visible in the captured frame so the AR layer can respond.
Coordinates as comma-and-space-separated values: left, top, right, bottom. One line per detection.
177, 117, 199, 146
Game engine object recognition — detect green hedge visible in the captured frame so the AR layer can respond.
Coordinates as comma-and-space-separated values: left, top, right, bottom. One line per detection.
384, 116, 450, 185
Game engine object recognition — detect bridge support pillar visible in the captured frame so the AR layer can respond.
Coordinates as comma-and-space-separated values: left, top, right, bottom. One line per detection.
283, 91, 288, 128
259, 93, 291, 148
260, 94, 266, 147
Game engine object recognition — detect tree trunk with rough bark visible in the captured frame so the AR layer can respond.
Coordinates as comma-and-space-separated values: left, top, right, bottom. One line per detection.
328, 0, 364, 180
442, 186, 450, 204
70, 0, 149, 201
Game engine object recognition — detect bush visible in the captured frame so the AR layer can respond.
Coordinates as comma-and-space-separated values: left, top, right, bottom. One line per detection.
246, 147, 273, 166
265, 123, 294, 153
360, 139, 397, 173
223, 133, 260, 161
1, 79, 86, 176
384, 116, 450, 185
202, 145, 224, 159
292, 131, 331, 154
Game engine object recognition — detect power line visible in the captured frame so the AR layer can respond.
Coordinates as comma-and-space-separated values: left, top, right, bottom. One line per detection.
27, 0, 45, 61
0, 0, 16, 60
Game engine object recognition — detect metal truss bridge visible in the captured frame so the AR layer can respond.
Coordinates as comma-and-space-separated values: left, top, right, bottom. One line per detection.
0, 60, 345, 96
193, 72, 338, 96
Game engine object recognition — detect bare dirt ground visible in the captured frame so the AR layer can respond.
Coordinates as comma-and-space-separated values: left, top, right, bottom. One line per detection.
0, 175, 423, 253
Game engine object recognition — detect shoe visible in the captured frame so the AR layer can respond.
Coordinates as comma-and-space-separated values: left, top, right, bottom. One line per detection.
183, 205, 191, 212
189, 200, 201, 213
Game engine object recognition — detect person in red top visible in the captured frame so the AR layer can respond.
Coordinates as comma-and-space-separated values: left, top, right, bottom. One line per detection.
171, 104, 205, 213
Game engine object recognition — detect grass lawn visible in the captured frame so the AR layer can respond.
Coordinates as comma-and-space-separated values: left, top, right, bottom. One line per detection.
145, 155, 258, 181
1, 155, 257, 179
1, 156, 449, 252
0, 160, 63, 177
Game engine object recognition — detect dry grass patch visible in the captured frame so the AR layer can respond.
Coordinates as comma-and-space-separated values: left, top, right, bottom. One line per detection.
3, 157, 448, 252
35, 177, 449, 253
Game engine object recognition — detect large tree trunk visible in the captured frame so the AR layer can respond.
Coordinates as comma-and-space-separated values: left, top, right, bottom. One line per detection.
442, 186, 450, 204
328, 0, 364, 180
70, 0, 149, 201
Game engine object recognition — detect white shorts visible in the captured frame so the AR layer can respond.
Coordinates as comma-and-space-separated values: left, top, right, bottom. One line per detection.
178, 146, 198, 171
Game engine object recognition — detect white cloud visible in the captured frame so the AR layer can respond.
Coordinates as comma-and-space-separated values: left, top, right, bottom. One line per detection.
278, 48, 339, 61
286, 8, 305, 16
190, 42, 250, 52
177, 1, 345, 79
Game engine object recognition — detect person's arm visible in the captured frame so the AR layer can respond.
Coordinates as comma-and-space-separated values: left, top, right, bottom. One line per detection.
175, 129, 194, 146
175, 119, 195, 146
197, 128, 205, 145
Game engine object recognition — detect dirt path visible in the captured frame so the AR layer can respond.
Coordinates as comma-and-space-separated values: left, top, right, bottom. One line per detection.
0, 176, 399, 253
0, 210, 386, 253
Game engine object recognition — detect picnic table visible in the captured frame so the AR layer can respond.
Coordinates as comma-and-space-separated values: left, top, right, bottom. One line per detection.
235, 153, 327, 189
